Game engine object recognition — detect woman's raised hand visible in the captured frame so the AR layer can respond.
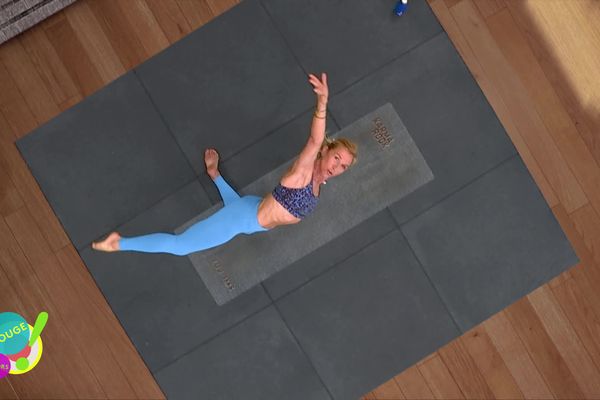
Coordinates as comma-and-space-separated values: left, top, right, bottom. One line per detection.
309, 73, 328, 103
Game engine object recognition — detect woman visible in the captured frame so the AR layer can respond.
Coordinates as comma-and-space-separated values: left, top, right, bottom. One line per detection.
92, 72, 358, 255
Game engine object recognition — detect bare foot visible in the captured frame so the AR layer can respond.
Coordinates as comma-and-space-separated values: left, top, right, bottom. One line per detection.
92, 232, 121, 252
205, 148, 221, 180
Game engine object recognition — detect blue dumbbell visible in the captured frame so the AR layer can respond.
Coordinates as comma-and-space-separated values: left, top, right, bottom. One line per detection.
394, 0, 408, 16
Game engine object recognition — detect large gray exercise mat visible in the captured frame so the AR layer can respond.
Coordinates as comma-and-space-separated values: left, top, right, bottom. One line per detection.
12, 0, 582, 398
175, 103, 434, 305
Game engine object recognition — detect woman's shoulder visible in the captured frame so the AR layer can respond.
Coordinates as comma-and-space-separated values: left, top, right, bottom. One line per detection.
280, 162, 313, 188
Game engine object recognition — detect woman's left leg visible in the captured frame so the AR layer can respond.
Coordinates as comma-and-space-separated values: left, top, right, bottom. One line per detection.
213, 175, 241, 206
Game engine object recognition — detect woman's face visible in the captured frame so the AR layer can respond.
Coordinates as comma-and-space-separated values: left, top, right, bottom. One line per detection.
320, 146, 353, 179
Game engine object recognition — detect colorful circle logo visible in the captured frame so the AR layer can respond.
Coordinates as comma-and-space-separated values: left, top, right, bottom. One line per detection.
0, 312, 48, 378
0, 312, 29, 355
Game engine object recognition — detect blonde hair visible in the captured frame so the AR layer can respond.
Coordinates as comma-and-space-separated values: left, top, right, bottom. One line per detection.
318, 136, 358, 168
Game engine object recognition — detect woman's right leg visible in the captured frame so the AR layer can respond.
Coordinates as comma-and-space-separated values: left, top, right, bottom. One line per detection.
118, 196, 266, 256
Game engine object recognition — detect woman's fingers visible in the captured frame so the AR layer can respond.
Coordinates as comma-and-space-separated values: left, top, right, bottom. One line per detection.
308, 73, 328, 95
311, 73, 326, 83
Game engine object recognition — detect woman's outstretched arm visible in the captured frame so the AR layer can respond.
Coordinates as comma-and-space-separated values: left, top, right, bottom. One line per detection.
308, 72, 329, 145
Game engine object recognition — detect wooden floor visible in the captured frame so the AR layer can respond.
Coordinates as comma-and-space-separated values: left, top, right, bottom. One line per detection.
0, 0, 599, 398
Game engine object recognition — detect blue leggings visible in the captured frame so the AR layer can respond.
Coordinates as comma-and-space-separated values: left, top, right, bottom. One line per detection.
118, 175, 270, 256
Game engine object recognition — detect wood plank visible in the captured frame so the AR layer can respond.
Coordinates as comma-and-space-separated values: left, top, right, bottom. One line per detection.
205, 0, 239, 16
428, 0, 559, 208
4, 207, 138, 398
0, 166, 23, 217
437, 339, 494, 399
487, 8, 600, 235
175, 0, 214, 31
55, 244, 166, 399
0, 375, 18, 399
553, 201, 600, 313
0, 60, 38, 139
64, 0, 126, 85
474, 0, 506, 18
118, 0, 170, 58
393, 365, 432, 399
145, 0, 193, 44
0, 217, 92, 399
417, 353, 464, 399
444, 0, 463, 9
18, 22, 79, 107
416, 351, 437, 366
86, 0, 147, 70
58, 93, 83, 112
0, 114, 70, 253
4, 200, 54, 267
504, 296, 584, 398
528, 285, 600, 397
552, 277, 600, 388
551, 203, 600, 372
460, 325, 523, 398
507, 0, 600, 168
372, 376, 405, 399
42, 11, 104, 99
483, 311, 553, 398
0, 37, 60, 127
450, 0, 587, 213
568, 202, 600, 266
548, 269, 572, 289
362, 391, 377, 400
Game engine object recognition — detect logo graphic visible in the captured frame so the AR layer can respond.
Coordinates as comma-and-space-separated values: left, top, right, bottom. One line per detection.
0, 311, 48, 377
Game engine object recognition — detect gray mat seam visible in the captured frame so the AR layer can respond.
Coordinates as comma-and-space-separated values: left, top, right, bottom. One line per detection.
271, 294, 335, 400
333, 30, 444, 99
258, 0, 307, 81
257, 0, 341, 131
397, 153, 522, 336
133, 69, 200, 178
152, 302, 273, 374
400, 152, 518, 229
264, 227, 396, 302
399, 227, 463, 335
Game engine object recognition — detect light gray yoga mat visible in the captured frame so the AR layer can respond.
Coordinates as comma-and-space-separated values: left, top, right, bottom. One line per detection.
175, 103, 434, 305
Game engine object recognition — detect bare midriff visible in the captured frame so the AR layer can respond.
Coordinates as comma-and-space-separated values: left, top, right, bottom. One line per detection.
256, 168, 320, 230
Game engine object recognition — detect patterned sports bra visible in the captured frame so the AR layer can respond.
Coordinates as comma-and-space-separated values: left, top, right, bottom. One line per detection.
272, 174, 319, 219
